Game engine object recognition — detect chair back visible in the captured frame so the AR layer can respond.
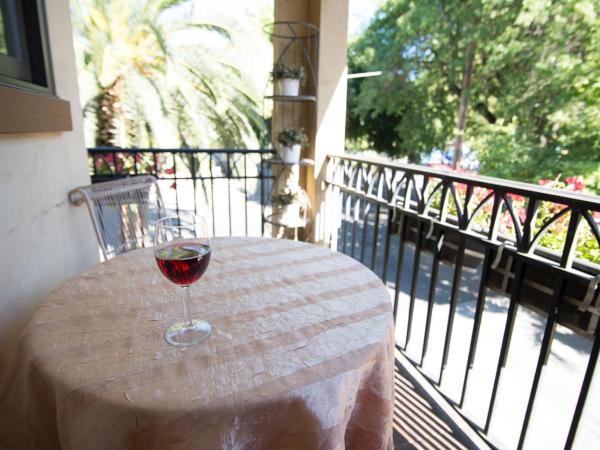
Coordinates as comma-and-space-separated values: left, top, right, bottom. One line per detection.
69, 176, 166, 260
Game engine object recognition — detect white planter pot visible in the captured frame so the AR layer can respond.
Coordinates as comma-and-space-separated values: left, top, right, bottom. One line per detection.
278, 78, 300, 96
280, 202, 300, 223
281, 144, 301, 164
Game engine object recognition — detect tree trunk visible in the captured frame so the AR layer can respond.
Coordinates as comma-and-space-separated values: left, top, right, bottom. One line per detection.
453, 44, 476, 169
94, 76, 124, 147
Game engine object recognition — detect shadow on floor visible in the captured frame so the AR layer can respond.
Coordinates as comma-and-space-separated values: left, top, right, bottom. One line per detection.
393, 362, 477, 450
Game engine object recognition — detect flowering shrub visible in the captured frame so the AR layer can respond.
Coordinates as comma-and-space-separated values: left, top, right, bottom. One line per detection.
529, 177, 599, 263
91, 152, 179, 189
92, 152, 159, 176
427, 165, 599, 265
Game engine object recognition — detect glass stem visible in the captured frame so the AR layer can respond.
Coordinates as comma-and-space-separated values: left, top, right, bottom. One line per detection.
181, 286, 193, 327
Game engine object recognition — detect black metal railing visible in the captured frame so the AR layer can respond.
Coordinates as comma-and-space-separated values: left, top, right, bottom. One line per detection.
325, 154, 600, 450
88, 147, 275, 237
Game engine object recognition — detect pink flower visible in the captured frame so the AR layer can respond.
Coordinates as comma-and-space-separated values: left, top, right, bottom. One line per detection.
473, 187, 490, 202
566, 176, 585, 192
593, 211, 600, 224
429, 163, 452, 171
538, 179, 555, 188
455, 182, 468, 195
501, 211, 514, 229
518, 207, 526, 223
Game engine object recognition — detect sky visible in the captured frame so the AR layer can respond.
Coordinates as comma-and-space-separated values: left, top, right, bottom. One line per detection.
348, 0, 385, 39
188, 0, 384, 39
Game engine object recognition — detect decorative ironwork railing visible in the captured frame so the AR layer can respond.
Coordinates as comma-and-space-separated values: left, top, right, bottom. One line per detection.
87, 148, 275, 237
325, 153, 600, 449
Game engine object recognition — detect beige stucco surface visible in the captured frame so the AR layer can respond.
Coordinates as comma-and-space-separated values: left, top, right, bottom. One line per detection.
0, 0, 98, 369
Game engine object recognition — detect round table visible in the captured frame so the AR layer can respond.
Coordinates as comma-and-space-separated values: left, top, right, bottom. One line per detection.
0, 237, 394, 450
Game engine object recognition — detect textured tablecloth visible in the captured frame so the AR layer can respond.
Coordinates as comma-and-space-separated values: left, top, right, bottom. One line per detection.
0, 237, 394, 450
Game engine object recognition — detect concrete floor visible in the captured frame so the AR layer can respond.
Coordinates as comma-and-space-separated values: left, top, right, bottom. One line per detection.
393, 360, 476, 450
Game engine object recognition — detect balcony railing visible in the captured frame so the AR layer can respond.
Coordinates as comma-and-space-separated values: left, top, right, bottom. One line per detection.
324, 154, 600, 449
87, 147, 600, 448
88, 147, 275, 237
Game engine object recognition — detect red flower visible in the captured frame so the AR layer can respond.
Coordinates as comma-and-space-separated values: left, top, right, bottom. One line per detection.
508, 193, 525, 203
455, 182, 468, 195
170, 182, 177, 190
165, 167, 175, 175
566, 176, 585, 192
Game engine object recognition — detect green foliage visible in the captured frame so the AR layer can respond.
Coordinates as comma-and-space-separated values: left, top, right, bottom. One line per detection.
277, 127, 308, 147
71, 0, 266, 148
271, 187, 299, 206
347, 0, 600, 192
271, 62, 305, 81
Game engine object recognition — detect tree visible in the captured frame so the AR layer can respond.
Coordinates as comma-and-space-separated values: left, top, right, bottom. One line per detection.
347, 0, 600, 192
71, 0, 265, 148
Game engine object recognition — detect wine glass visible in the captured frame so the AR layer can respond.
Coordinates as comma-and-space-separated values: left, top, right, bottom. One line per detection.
154, 215, 212, 346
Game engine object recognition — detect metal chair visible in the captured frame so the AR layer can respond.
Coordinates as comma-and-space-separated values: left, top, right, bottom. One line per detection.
69, 176, 166, 260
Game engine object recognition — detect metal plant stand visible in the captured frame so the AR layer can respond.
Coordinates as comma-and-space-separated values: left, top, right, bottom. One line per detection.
263, 21, 319, 240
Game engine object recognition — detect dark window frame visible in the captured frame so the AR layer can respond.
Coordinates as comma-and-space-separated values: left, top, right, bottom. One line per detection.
0, 0, 71, 134
0, 0, 54, 95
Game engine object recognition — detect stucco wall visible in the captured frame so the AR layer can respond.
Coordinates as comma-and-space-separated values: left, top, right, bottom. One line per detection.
0, 0, 98, 368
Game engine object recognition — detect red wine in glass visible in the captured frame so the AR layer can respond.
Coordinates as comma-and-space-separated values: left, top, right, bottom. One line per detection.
154, 215, 212, 346
155, 243, 211, 286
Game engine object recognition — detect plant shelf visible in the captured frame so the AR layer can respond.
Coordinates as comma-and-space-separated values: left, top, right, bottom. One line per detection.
264, 95, 316, 102
264, 213, 307, 229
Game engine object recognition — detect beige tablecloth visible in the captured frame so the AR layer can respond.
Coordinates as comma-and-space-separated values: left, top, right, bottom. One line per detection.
0, 237, 394, 450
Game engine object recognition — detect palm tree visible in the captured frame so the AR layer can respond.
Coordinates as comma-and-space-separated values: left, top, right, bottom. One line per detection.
71, 0, 266, 148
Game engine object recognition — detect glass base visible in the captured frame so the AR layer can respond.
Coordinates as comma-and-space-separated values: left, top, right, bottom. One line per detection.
164, 320, 212, 346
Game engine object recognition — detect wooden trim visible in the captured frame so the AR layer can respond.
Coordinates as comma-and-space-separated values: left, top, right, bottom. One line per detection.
0, 85, 72, 133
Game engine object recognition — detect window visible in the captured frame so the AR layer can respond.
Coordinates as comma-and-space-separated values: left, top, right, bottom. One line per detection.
0, 0, 53, 93
0, 0, 71, 133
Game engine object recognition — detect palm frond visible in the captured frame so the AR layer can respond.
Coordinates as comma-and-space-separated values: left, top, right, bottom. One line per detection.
147, 23, 171, 59
182, 22, 232, 41
185, 65, 219, 103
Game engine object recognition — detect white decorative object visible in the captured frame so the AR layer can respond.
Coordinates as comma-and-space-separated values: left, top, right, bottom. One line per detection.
278, 78, 300, 96
280, 202, 300, 223
281, 144, 301, 164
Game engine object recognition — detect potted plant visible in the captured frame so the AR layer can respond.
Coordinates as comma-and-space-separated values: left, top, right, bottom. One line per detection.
271, 62, 305, 96
272, 187, 301, 223
277, 127, 308, 164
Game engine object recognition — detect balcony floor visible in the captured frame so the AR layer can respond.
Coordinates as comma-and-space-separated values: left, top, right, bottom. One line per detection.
393, 360, 476, 450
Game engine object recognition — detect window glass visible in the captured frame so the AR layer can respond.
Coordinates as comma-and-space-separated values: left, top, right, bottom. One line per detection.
0, 8, 7, 55
0, 0, 52, 92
